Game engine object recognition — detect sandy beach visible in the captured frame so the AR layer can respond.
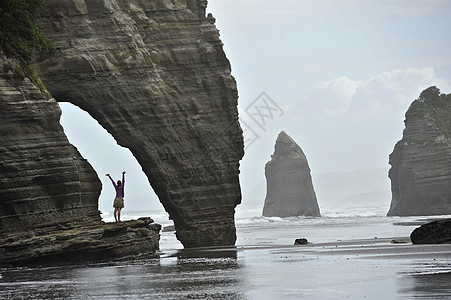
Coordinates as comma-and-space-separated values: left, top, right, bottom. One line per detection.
2, 235, 450, 299
1, 208, 451, 299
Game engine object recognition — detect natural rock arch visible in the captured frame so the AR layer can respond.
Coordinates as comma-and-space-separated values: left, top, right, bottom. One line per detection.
59, 102, 162, 213
35, 0, 244, 247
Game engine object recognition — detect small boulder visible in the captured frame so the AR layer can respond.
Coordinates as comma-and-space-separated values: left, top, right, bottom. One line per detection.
294, 238, 309, 245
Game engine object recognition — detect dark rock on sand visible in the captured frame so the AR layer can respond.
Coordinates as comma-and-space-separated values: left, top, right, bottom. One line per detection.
387, 87, 451, 216
410, 219, 451, 244
35, 0, 243, 248
263, 131, 320, 217
294, 238, 309, 245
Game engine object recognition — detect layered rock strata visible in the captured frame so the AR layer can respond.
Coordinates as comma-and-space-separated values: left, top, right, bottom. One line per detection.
387, 87, 451, 216
0, 217, 161, 266
410, 219, 451, 244
1, 54, 161, 266
35, 0, 243, 247
0, 54, 101, 234
263, 131, 320, 217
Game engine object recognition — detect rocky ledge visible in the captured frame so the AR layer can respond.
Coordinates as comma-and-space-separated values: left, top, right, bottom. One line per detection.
0, 217, 160, 267
262, 131, 320, 217
387, 87, 451, 216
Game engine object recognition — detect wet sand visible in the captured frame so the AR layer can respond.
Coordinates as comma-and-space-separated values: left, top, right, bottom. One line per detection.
1, 236, 450, 299
180, 237, 451, 299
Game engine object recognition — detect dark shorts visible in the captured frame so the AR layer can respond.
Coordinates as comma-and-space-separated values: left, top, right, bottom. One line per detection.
113, 197, 124, 208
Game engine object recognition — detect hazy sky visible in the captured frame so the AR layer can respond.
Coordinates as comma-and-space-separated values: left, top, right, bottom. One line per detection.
60, 0, 451, 212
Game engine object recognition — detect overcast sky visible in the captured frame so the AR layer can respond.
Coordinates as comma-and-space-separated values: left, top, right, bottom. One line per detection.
60, 0, 451, 212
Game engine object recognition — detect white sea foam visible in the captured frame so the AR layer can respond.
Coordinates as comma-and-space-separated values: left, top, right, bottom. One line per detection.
101, 205, 451, 250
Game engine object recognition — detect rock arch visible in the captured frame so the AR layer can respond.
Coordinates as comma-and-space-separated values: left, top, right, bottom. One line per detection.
59, 102, 162, 213
35, 0, 244, 247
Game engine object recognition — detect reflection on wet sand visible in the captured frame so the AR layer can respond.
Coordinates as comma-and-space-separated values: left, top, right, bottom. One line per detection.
72, 248, 243, 299
154, 248, 242, 299
1, 242, 451, 299
397, 269, 451, 298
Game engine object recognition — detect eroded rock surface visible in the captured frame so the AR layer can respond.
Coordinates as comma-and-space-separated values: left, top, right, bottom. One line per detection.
0, 217, 161, 266
0, 54, 101, 234
388, 87, 451, 216
35, 0, 243, 247
263, 131, 320, 217
1, 54, 161, 266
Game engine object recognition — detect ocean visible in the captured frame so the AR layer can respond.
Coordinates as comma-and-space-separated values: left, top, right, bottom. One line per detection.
1, 204, 451, 299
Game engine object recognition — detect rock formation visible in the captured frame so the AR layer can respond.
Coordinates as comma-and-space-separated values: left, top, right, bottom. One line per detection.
0, 54, 101, 234
387, 87, 451, 216
1, 0, 242, 266
262, 131, 320, 217
0, 217, 161, 266
34, 0, 243, 247
410, 219, 451, 244
1, 54, 160, 266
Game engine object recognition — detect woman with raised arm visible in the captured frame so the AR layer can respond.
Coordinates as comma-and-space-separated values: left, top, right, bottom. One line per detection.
106, 171, 126, 222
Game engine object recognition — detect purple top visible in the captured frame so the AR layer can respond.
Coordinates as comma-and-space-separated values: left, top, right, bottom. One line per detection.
108, 173, 125, 198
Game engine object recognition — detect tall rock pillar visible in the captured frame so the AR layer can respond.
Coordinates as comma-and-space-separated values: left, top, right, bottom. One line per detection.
263, 131, 321, 217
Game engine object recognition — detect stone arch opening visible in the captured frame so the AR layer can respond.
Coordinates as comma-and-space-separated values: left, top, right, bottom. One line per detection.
59, 102, 164, 220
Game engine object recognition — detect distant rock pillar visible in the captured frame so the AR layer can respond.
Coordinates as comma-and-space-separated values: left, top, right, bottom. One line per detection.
262, 131, 321, 217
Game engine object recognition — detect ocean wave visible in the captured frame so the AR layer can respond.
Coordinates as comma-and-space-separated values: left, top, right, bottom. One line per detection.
234, 206, 391, 226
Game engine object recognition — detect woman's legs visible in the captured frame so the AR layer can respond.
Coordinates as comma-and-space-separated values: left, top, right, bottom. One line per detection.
114, 207, 118, 222
117, 208, 122, 222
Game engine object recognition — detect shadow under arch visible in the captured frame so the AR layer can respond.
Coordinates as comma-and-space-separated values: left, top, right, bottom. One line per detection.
59, 102, 165, 218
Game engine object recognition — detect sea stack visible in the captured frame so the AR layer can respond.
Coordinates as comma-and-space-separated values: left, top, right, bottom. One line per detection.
262, 131, 321, 217
387, 86, 451, 216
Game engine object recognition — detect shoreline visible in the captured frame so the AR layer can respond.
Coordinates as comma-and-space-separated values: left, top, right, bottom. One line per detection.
164, 236, 451, 260
157, 235, 451, 299
2, 234, 450, 299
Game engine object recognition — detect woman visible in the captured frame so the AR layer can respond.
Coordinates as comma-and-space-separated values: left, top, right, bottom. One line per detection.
106, 171, 126, 222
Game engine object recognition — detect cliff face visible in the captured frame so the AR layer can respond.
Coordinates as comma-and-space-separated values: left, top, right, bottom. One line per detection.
0, 54, 101, 233
35, 0, 243, 247
263, 131, 320, 217
1, 55, 161, 266
388, 86, 451, 216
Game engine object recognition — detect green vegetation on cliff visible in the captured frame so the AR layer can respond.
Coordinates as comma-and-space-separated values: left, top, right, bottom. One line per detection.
0, 0, 55, 66
0, 0, 55, 96
406, 86, 451, 139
